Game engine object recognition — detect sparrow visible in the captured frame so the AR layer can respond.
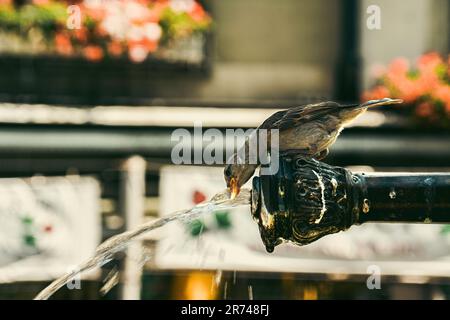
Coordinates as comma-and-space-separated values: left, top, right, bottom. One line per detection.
224, 98, 403, 198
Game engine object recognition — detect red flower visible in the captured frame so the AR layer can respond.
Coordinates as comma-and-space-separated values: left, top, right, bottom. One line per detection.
81, 2, 106, 22
108, 41, 123, 57
73, 28, 88, 43
128, 38, 158, 61
143, 39, 158, 52
388, 57, 409, 75
415, 102, 434, 118
417, 52, 443, 73
83, 45, 104, 62
148, 2, 168, 23
32, 0, 50, 5
434, 85, 450, 113
362, 85, 390, 101
189, 2, 207, 22
417, 70, 439, 90
370, 64, 386, 79
394, 77, 423, 103
55, 33, 73, 56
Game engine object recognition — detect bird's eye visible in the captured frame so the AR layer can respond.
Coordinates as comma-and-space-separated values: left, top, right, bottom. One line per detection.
224, 166, 232, 177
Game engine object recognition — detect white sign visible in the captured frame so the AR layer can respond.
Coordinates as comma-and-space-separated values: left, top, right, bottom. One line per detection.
0, 176, 101, 282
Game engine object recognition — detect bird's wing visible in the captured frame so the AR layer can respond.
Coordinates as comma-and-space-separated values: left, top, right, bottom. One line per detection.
259, 101, 358, 130
258, 110, 286, 129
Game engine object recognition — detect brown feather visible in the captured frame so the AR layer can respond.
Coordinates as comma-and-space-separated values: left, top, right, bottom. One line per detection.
258, 101, 359, 131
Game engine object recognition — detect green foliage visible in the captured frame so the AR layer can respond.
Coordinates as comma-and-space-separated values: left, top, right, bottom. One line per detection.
0, 3, 67, 35
406, 69, 419, 80
0, 5, 20, 31
436, 64, 450, 83
159, 7, 210, 42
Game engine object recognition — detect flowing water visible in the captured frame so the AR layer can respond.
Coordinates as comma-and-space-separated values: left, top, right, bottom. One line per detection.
34, 189, 251, 300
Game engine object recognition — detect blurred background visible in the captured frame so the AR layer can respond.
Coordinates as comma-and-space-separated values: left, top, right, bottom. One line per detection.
0, 0, 450, 300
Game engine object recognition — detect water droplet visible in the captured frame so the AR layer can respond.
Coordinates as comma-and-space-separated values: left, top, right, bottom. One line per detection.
224, 281, 228, 300
100, 267, 120, 296
362, 198, 370, 213
389, 190, 396, 199
215, 269, 223, 287
248, 285, 253, 300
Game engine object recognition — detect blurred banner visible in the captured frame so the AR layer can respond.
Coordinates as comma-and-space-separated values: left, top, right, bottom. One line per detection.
0, 176, 101, 282
158, 166, 450, 277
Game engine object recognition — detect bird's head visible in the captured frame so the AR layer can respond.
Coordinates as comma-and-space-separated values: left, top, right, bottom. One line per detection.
224, 154, 257, 199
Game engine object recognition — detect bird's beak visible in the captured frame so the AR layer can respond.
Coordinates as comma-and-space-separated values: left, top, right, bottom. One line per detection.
229, 178, 240, 200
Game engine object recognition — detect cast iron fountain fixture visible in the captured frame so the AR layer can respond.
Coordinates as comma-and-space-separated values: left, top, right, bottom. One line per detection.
251, 155, 450, 253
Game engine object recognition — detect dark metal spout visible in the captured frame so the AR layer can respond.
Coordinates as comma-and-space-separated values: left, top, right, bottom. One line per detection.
251, 155, 450, 253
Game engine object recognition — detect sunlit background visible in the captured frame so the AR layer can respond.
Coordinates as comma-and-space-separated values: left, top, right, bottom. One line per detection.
0, 0, 449, 300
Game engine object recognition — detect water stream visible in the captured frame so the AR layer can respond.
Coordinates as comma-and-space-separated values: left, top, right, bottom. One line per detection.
34, 189, 251, 300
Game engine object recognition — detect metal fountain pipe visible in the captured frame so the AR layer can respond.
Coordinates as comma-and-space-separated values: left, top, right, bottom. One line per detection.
250, 155, 450, 253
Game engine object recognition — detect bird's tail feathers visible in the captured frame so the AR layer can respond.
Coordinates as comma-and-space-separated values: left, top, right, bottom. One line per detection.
360, 98, 403, 109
